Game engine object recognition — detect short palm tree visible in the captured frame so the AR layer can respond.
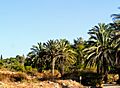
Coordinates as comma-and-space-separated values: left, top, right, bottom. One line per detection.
27, 42, 47, 71
73, 37, 85, 69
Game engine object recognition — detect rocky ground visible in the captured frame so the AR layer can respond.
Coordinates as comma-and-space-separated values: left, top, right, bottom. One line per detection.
0, 70, 83, 88
0, 80, 83, 88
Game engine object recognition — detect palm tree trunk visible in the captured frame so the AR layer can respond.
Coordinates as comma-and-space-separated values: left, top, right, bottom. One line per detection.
52, 58, 56, 78
104, 67, 108, 83
97, 64, 100, 74
61, 65, 64, 75
104, 72, 108, 83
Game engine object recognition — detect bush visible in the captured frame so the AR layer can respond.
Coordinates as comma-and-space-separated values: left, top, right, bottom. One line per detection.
25, 66, 38, 76
0, 60, 3, 68
62, 70, 103, 86
25, 66, 32, 72
10, 65, 25, 72
80, 71, 103, 86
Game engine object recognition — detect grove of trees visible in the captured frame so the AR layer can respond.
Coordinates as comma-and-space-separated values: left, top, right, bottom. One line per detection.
0, 9, 120, 85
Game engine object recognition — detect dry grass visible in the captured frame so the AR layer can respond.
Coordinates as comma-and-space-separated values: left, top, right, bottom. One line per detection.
0, 70, 30, 82
0, 70, 84, 88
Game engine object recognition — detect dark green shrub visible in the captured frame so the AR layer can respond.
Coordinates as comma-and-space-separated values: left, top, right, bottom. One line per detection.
0, 60, 3, 68
80, 71, 103, 86
62, 70, 103, 86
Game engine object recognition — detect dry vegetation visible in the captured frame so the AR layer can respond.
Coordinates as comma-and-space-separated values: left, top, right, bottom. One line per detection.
0, 70, 83, 88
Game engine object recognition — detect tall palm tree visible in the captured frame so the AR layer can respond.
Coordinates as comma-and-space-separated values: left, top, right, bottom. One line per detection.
83, 23, 114, 82
56, 39, 77, 75
110, 21, 120, 82
44, 40, 60, 77
44, 39, 77, 77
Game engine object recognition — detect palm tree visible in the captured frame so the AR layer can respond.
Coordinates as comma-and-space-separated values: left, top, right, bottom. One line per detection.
83, 23, 114, 83
44, 40, 60, 77
27, 42, 47, 72
56, 39, 77, 75
111, 7, 120, 21
111, 7, 120, 27
44, 39, 77, 77
110, 21, 120, 82
111, 14, 120, 21
73, 37, 85, 69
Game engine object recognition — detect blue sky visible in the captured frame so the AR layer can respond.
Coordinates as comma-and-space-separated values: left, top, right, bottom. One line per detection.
0, 0, 120, 58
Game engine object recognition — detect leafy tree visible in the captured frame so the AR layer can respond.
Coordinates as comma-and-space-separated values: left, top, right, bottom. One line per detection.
16, 55, 25, 66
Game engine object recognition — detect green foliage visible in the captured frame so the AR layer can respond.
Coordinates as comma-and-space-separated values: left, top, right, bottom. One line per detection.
0, 60, 3, 68
24, 66, 38, 76
0, 10, 120, 85
10, 65, 25, 72
80, 72, 103, 86
63, 70, 103, 86
25, 66, 33, 72
83, 23, 115, 74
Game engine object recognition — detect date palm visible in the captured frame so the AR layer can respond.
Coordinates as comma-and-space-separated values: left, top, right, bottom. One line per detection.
73, 37, 85, 69
83, 23, 114, 82
44, 40, 60, 77
56, 39, 77, 75
27, 42, 47, 71
110, 21, 120, 82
